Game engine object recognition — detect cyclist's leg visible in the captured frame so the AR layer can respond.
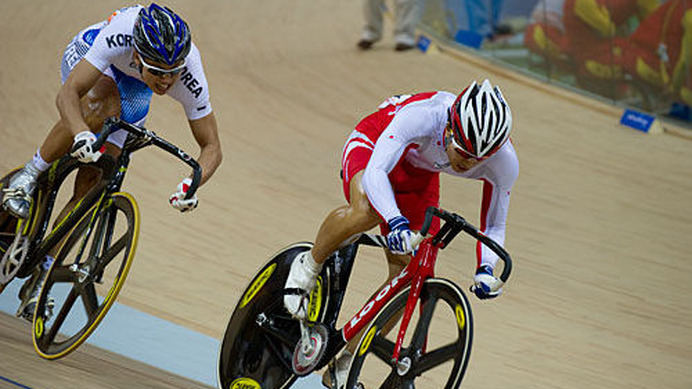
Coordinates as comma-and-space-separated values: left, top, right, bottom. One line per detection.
50, 75, 122, 223
3, 23, 112, 218
284, 170, 381, 319
18, 76, 122, 320
312, 171, 382, 263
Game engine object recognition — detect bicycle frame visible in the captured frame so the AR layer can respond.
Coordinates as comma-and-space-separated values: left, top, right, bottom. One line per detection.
10, 116, 202, 279
337, 207, 512, 365
12, 155, 117, 279
340, 235, 439, 363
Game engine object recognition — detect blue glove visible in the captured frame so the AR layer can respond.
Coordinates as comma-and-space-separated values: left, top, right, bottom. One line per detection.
386, 216, 416, 255
471, 265, 504, 300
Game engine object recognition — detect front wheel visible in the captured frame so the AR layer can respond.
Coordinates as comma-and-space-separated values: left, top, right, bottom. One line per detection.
32, 192, 140, 359
348, 278, 473, 389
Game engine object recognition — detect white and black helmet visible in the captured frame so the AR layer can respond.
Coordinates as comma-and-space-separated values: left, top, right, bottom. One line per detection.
449, 79, 512, 158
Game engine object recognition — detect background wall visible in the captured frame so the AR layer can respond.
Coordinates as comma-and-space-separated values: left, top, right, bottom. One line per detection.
421, 0, 692, 123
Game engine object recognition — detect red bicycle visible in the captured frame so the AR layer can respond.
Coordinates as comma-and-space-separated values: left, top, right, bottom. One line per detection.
218, 206, 513, 389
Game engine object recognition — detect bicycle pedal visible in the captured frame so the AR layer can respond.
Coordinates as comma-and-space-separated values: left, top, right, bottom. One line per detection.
292, 323, 329, 376
44, 297, 55, 321
15, 299, 32, 321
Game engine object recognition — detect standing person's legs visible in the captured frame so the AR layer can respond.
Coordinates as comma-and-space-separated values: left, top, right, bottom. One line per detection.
393, 0, 423, 49
465, 0, 492, 38
359, 0, 386, 49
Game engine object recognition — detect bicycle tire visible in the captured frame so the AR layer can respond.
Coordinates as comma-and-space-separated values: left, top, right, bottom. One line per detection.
348, 278, 473, 389
218, 243, 331, 389
32, 192, 140, 359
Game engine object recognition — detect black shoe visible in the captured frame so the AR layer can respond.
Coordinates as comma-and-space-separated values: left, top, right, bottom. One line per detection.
394, 42, 415, 52
357, 39, 374, 50
493, 23, 513, 36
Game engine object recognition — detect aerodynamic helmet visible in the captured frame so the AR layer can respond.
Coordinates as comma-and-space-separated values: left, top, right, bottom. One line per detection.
449, 79, 512, 158
133, 3, 191, 66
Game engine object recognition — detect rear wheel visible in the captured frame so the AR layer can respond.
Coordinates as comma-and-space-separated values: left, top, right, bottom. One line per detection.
348, 278, 473, 389
218, 243, 331, 389
32, 192, 140, 359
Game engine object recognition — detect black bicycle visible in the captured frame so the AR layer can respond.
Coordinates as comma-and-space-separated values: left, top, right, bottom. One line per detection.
0, 117, 201, 360
218, 206, 513, 389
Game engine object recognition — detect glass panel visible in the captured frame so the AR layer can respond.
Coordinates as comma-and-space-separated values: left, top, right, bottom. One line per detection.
418, 0, 692, 123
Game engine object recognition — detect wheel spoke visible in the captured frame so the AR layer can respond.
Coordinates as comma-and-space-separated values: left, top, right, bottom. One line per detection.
92, 235, 128, 274
369, 334, 396, 363
414, 342, 459, 375
43, 287, 79, 344
379, 372, 415, 389
400, 378, 415, 389
79, 281, 100, 317
410, 295, 437, 351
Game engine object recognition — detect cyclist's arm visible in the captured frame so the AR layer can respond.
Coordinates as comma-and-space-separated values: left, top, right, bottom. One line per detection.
476, 143, 519, 268
56, 59, 102, 137
188, 112, 223, 185
362, 109, 428, 222
362, 137, 405, 222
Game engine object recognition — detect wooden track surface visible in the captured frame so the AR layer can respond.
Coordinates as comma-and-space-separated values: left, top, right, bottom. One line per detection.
1, 1, 691, 388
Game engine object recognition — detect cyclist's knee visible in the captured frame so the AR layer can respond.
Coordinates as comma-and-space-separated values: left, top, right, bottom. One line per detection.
348, 204, 380, 228
81, 76, 120, 132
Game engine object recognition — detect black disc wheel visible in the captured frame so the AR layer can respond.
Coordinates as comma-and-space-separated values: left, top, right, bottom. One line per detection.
218, 243, 331, 389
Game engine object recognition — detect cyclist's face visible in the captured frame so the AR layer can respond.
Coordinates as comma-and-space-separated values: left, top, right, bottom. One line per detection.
444, 126, 487, 173
135, 53, 184, 95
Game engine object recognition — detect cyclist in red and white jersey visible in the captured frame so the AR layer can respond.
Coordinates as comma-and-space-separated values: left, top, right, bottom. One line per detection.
283, 79, 518, 388
3, 3, 222, 320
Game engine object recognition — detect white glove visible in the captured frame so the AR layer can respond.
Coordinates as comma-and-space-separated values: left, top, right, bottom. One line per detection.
168, 178, 198, 212
386, 216, 416, 255
471, 265, 504, 300
70, 131, 102, 163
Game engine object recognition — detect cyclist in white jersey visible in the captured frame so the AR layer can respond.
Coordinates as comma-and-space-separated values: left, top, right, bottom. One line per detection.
3, 4, 223, 320
283, 79, 518, 388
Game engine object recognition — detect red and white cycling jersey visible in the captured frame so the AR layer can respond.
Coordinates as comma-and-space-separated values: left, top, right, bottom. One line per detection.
77, 6, 212, 120
342, 91, 519, 267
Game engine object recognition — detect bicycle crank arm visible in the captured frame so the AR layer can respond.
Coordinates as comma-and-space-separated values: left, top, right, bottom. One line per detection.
292, 321, 329, 376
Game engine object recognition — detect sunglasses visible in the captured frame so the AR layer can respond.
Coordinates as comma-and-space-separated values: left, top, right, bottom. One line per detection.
445, 128, 488, 162
140, 56, 186, 77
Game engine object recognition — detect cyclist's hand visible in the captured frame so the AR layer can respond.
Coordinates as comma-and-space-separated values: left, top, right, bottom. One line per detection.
471, 265, 504, 300
386, 216, 416, 255
70, 131, 103, 163
169, 178, 198, 212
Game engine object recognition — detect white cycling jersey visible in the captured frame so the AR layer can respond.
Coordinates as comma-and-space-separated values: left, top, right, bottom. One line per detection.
73, 6, 212, 121
360, 91, 519, 267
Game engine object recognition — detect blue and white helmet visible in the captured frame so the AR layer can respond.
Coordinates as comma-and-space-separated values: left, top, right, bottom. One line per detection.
133, 3, 191, 65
